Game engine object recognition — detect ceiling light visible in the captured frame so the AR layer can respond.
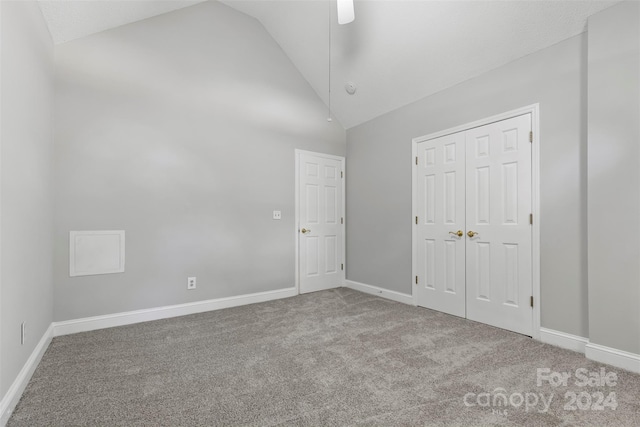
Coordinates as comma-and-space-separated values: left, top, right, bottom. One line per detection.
337, 0, 354, 25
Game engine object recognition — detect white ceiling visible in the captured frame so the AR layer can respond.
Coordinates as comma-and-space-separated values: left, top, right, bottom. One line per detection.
38, 0, 619, 128
38, 0, 206, 44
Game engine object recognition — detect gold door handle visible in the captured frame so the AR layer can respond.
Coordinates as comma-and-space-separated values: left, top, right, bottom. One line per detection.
449, 230, 463, 237
301, 228, 311, 234
467, 231, 478, 238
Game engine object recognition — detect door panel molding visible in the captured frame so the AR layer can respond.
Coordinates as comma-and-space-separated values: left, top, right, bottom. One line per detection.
412, 104, 540, 339
295, 150, 346, 294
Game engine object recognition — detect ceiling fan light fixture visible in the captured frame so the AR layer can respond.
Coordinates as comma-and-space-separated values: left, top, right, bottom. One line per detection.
337, 0, 355, 25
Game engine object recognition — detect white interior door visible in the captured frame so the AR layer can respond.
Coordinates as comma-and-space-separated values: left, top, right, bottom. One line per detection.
416, 132, 466, 317
414, 113, 533, 336
465, 114, 532, 335
297, 151, 345, 294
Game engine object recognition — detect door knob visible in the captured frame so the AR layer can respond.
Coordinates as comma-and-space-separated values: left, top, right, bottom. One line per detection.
301, 228, 311, 234
467, 230, 478, 238
449, 230, 463, 237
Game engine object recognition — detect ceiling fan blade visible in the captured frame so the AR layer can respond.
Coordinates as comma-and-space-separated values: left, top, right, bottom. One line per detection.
337, 0, 355, 25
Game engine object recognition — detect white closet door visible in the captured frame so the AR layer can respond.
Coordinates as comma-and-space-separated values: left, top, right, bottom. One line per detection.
465, 114, 532, 335
416, 132, 466, 317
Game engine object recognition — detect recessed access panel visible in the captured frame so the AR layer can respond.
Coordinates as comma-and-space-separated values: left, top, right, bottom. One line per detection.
70, 230, 125, 277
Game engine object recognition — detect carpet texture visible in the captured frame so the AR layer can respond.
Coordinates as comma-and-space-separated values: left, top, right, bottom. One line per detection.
8, 288, 640, 426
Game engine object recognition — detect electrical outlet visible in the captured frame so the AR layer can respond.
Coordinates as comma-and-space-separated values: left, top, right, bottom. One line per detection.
21, 322, 26, 345
187, 277, 196, 290
273, 210, 281, 220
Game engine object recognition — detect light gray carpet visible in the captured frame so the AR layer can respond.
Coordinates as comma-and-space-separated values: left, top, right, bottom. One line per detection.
8, 288, 640, 426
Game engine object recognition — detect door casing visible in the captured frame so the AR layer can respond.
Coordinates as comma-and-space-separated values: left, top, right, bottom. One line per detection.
411, 104, 541, 339
294, 149, 346, 295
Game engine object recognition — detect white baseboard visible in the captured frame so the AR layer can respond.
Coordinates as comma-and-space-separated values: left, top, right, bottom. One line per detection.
53, 287, 298, 337
539, 327, 589, 353
538, 329, 640, 374
0, 324, 54, 426
585, 342, 640, 374
343, 280, 414, 305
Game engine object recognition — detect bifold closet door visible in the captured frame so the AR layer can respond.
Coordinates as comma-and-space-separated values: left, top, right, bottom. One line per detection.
465, 114, 532, 336
416, 132, 466, 318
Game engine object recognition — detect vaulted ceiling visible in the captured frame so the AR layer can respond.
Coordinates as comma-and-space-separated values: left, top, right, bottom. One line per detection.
39, 0, 618, 128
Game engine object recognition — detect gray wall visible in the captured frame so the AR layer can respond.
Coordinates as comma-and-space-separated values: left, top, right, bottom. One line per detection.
1, 1, 54, 397
347, 33, 589, 338
587, 1, 640, 354
53, 1, 346, 321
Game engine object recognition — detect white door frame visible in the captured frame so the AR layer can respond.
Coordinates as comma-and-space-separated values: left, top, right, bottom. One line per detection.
294, 149, 346, 295
411, 104, 541, 339
0, 1, 3, 404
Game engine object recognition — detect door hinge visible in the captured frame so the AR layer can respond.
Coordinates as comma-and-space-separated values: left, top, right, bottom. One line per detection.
529, 213, 533, 225
415, 156, 418, 165
341, 217, 344, 225
415, 216, 418, 225
341, 171, 344, 178
529, 131, 533, 143
341, 264, 344, 271
415, 276, 419, 285
530, 296, 534, 308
